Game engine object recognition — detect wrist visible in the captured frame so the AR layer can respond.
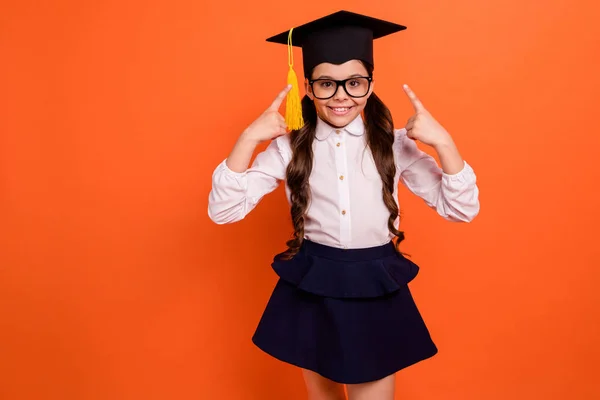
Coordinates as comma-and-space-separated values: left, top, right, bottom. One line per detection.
240, 129, 262, 147
432, 134, 455, 152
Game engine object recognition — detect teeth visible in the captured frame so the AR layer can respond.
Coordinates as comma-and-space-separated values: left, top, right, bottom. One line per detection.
332, 107, 349, 111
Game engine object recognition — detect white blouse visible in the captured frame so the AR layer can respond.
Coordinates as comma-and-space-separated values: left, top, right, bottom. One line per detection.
208, 115, 480, 249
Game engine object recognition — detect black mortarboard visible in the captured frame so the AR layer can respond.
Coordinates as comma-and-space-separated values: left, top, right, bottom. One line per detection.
266, 10, 406, 78
266, 10, 406, 131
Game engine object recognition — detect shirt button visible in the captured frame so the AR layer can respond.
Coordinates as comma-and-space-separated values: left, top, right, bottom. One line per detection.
341, 210, 347, 215
336, 142, 341, 147
335, 129, 341, 134
339, 175, 344, 180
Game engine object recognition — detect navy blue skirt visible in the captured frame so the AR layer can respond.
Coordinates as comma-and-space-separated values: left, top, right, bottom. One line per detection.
252, 240, 438, 384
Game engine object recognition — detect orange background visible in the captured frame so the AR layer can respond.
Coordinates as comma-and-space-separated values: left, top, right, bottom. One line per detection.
1, 0, 599, 399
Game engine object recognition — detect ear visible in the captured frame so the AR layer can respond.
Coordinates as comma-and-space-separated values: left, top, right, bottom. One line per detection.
305, 79, 314, 101
368, 78, 375, 97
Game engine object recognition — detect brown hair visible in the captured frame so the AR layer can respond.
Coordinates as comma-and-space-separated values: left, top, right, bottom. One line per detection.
283, 64, 404, 258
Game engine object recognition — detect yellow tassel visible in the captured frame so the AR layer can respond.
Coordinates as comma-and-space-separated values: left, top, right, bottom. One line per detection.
285, 28, 304, 130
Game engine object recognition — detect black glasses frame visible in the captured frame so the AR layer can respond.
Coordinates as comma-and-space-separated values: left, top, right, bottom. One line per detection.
308, 76, 373, 100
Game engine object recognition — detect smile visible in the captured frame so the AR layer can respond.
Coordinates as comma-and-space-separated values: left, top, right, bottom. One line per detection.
328, 106, 353, 116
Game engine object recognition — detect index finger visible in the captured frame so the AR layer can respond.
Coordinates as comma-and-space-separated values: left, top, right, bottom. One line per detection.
403, 84, 425, 113
268, 84, 292, 112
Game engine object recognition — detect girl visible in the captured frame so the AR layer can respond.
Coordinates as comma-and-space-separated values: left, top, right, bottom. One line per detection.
208, 10, 480, 400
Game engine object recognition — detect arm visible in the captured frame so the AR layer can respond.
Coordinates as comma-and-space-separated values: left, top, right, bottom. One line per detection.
208, 85, 292, 224
432, 134, 464, 176
208, 137, 289, 224
396, 84, 480, 222
395, 129, 480, 222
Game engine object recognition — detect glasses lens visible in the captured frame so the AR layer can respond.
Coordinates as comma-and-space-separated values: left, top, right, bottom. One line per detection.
345, 77, 370, 97
312, 80, 337, 99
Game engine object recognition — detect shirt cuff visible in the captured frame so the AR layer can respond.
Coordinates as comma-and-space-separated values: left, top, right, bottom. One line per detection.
441, 160, 476, 183
218, 159, 247, 178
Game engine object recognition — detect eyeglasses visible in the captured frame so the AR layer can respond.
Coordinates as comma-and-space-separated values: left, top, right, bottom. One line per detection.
308, 76, 373, 100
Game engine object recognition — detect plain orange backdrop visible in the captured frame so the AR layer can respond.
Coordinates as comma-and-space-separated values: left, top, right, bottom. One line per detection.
1, 0, 599, 399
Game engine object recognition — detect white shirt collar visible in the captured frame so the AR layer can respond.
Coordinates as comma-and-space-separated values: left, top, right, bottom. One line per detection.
315, 114, 365, 141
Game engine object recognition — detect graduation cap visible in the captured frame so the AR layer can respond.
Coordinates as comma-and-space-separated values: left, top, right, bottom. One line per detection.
266, 10, 406, 130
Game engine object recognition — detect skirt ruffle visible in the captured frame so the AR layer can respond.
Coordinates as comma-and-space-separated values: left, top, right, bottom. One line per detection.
271, 240, 419, 298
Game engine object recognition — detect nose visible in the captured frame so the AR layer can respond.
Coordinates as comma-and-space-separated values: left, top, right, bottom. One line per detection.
332, 83, 348, 101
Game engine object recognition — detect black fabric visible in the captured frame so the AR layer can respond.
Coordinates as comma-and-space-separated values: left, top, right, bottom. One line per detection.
252, 240, 437, 384
271, 239, 419, 298
266, 10, 406, 77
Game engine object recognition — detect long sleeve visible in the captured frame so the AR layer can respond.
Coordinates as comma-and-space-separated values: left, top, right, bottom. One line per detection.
208, 136, 290, 224
393, 128, 480, 222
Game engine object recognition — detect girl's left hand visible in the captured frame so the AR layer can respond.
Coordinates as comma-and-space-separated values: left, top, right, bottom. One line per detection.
403, 84, 453, 149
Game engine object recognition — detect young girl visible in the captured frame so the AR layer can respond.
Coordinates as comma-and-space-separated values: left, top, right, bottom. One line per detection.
208, 10, 480, 400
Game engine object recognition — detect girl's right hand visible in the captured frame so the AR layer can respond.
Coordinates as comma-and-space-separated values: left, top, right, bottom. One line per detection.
241, 85, 292, 144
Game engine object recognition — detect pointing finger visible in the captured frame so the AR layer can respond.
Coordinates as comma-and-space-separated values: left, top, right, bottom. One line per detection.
268, 84, 292, 112
403, 84, 425, 113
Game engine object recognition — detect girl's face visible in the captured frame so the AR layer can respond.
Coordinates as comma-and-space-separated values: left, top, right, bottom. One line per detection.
306, 60, 374, 128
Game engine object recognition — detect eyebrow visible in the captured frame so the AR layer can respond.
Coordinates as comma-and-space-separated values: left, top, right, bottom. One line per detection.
314, 73, 365, 80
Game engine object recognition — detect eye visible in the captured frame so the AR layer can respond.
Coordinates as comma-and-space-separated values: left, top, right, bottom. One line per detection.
348, 79, 361, 87
318, 81, 334, 88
